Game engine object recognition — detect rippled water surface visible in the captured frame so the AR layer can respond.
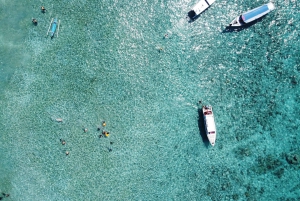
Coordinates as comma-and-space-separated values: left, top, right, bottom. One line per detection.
0, 0, 299, 200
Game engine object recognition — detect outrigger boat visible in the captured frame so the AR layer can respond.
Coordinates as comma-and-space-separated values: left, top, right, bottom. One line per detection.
187, 0, 216, 21
202, 105, 216, 146
47, 18, 60, 38
229, 3, 275, 27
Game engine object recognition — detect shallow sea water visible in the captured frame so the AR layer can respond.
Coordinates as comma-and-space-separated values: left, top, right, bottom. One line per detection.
0, 0, 299, 200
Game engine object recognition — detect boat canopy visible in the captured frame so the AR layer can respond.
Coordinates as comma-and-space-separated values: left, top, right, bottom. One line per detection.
188, 10, 197, 19
242, 4, 269, 23
205, 116, 216, 133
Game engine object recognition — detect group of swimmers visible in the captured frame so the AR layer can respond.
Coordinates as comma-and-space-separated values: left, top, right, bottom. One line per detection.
96, 121, 110, 138
32, 6, 46, 25
60, 121, 110, 155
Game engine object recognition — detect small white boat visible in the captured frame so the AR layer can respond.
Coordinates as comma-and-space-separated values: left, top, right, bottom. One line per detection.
229, 3, 275, 27
202, 105, 216, 146
187, 0, 216, 21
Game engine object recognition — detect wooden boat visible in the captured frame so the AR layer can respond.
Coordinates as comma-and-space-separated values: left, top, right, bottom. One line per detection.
47, 18, 60, 38
229, 3, 275, 27
187, 0, 216, 21
202, 105, 216, 146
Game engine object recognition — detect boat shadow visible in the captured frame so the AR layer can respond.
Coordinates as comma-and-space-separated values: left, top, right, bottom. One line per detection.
197, 108, 210, 147
187, 15, 200, 23
222, 17, 265, 33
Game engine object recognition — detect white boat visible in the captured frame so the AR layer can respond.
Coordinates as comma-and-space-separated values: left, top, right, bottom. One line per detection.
187, 0, 216, 21
202, 105, 216, 146
229, 3, 275, 27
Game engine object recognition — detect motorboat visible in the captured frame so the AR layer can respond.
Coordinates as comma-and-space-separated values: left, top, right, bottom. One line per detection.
229, 3, 275, 27
187, 0, 216, 21
202, 105, 216, 146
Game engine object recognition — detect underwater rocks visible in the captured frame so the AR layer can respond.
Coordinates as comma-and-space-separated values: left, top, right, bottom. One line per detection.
273, 167, 285, 178
234, 147, 251, 159
252, 151, 300, 179
253, 154, 284, 177
285, 153, 299, 165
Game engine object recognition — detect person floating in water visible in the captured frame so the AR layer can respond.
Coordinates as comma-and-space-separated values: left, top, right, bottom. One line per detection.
102, 121, 106, 127
102, 131, 110, 137
60, 139, 66, 145
56, 118, 63, 122
41, 6, 46, 13
32, 18, 38, 25
1, 193, 9, 197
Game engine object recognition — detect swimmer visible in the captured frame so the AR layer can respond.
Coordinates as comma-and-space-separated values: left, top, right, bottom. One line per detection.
41, 6, 46, 12
32, 18, 38, 25
84, 128, 88, 132
60, 139, 66, 145
1, 193, 9, 198
102, 121, 106, 127
103, 131, 109, 137
65, 151, 69, 155
56, 118, 63, 122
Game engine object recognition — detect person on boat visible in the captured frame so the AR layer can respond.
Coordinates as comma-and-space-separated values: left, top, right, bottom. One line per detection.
41, 6, 46, 13
32, 18, 38, 25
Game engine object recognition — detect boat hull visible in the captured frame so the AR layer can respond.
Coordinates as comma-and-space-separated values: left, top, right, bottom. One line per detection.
229, 3, 275, 27
50, 19, 58, 37
202, 105, 216, 146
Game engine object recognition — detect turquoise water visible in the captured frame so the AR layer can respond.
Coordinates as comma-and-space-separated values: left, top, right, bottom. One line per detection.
0, 0, 299, 200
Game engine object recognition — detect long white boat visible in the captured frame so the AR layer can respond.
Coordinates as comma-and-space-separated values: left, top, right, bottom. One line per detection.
202, 105, 216, 146
229, 3, 275, 27
187, 0, 216, 21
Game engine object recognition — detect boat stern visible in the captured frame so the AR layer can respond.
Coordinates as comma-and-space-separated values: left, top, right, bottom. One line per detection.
229, 16, 242, 27
187, 10, 197, 20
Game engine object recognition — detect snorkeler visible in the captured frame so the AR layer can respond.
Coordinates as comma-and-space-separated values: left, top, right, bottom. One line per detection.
41, 6, 46, 13
32, 18, 38, 25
